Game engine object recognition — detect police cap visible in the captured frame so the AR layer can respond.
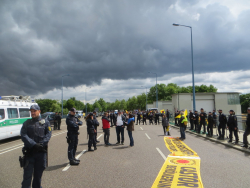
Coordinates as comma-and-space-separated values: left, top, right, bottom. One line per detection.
70, 108, 76, 113
30, 104, 40, 111
201, 108, 204, 110
93, 111, 96, 113
89, 112, 93, 116
229, 109, 234, 112
218, 109, 222, 111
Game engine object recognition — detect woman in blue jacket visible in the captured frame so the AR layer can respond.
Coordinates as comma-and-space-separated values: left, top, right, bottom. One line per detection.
126, 114, 135, 147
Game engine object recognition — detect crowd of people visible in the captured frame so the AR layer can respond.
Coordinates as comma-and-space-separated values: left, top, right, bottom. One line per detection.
19, 104, 250, 187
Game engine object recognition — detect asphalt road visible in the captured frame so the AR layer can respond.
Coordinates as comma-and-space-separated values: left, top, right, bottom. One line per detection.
0, 118, 250, 188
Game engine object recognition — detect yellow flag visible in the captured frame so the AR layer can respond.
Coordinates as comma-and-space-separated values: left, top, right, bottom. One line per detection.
160, 109, 165, 114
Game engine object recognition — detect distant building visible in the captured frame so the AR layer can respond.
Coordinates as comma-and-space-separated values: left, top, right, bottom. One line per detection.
147, 92, 242, 115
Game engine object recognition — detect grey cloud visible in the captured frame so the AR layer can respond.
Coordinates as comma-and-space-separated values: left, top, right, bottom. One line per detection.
0, 0, 250, 97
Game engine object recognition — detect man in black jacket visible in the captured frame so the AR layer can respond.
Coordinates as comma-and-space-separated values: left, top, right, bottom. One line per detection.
93, 111, 100, 143
136, 110, 141, 125
66, 108, 82, 165
198, 108, 207, 134
86, 113, 97, 151
193, 111, 199, 133
189, 110, 194, 130
54, 112, 58, 130
155, 111, 160, 125
207, 112, 214, 137
242, 107, 250, 148
227, 110, 239, 144
217, 109, 227, 140
58, 112, 62, 130
143, 111, 147, 125
166, 109, 170, 120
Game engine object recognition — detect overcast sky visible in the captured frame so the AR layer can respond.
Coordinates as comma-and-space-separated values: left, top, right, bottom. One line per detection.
1, 0, 250, 103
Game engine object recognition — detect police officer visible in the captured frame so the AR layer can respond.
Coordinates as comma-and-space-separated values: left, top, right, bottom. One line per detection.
189, 110, 194, 130
20, 104, 52, 188
110, 111, 114, 127
112, 111, 117, 127
149, 112, 153, 125
86, 113, 97, 151
193, 111, 199, 132
155, 111, 160, 125
217, 109, 227, 140
198, 108, 207, 134
212, 110, 217, 128
143, 111, 147, 125
54, 112, 58, 130
58, 112, 62, 130
242, 107, 250, 148
166, 109, 170, 120
66, 108, 82, 165
136, 110, 141, 125
207, 112, 214, 137
93, 111, 100, 143
227, 110, 239, 144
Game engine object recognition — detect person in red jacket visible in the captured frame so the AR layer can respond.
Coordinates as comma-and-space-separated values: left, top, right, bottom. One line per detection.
102, 112, 111, 146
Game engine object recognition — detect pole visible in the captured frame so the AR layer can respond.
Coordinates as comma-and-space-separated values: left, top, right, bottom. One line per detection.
85, 88, 87, 116
61, 77, 63, 117
190, 27, 196, 111
156, 73, 158, 109
146, 87, 148, 110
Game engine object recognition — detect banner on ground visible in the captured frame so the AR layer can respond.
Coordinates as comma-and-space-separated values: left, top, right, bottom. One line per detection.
152, 137, 203, 188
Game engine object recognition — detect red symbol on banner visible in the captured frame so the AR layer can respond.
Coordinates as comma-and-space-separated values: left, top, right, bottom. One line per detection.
176, 159, 190, 164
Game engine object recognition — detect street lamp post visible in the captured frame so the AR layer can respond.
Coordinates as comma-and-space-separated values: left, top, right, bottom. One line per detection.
173, 23, 196, 111
61, 74, 70, 117
141, 86, 148, 110
85, 87, 91, 116
148, 72, 158, 108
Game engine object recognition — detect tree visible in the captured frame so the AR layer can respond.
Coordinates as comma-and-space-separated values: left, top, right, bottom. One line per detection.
120, 99, 127, 110
75, 100, 85, 110
98, 98, 107, 112
66, 99, 75, 110
137, 93, 146, 110
50, 103, 61, 112
240, 94, 250, 113
113, 99, 121, 110
36, 99, 58, 113
93, 100, 102, 112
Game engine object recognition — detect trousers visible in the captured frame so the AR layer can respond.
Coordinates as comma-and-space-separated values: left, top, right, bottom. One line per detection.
103, 128, 110, 144
22, 152, 46, 188
68, 134, 78, 161
229, 127, 239, 142
116, 126, 124, 143
88, 133, 96, 148
218, 123, 226, 137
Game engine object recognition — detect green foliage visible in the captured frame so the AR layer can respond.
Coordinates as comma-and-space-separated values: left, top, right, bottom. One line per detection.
93, 100, 102, 112
36, 83, 218, 113
240, 94, 250, 113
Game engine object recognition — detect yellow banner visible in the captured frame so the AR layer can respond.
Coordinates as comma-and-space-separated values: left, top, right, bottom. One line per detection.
152, 137, 203, 188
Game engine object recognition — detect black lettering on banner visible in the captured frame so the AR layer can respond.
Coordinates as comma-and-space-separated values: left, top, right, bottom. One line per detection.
157, 165, 177, 187
177, 167, 199, 187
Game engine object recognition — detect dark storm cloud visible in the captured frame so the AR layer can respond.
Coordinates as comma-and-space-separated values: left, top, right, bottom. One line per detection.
0, 0, 250, 96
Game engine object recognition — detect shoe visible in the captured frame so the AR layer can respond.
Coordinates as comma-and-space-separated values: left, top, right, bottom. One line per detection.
70, 160, 79, 165
116, 142, 120, 144
121, 142, 124, 145
217, 136, 221, 139
219, 137, 224, 140
94, 147, 97, 150
228, 140, 232, 143
233, 142, 238, 145
88, 148, 94, 151
96, 140, 100, 143
74, 159, 80, 162
241, 145, 248, 148
202, 132, 206, 134
189, 129, 193, 130
107, 143, 112, 145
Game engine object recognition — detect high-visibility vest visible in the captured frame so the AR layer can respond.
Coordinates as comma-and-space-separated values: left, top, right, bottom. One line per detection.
181, 115, 188, 126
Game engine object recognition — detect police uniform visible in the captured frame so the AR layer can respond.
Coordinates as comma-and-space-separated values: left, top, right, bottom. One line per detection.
198, 109, 207, 134
207, 113, 214, 136
166, 110, 170, 120
227, 110, 239, 143
20, 105, 52, 188
193, 111, 199, 132
110, 112, 113, 126
58, 113, 62, 130
242, 110, 250, 148
136, 111, 141, 125
212, 111, 217, 128
66, 108, 81, 164
149, 113, 153, 125
87, 113, 97, 151
189, 111, 194, 130
218, 110, 227, 139
143, 112, 147, 125
93, 112, 100, 143
155, 112, 160, 125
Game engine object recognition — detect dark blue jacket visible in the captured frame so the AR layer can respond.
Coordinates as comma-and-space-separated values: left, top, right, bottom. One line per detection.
66, 114, 79, 132
21, 117, 52, 148
87, 119, 96, 134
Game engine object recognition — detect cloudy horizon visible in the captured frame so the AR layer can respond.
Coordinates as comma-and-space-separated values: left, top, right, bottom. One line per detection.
1, 0, 250, 103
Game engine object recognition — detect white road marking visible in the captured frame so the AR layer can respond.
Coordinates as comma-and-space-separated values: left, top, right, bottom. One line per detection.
156, 148, 167, 160
145, 133, 151, 139
97, 134, 103, 140
0, 143, 24, 152
140, 127, 143, 130
62, 149, 87, 172
0, 130, 67, 155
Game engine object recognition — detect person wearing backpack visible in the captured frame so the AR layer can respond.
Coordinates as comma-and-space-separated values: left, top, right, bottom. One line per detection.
179, 111, 187, 140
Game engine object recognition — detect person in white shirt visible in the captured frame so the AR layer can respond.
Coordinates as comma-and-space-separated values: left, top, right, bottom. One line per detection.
115, 110, 126, 145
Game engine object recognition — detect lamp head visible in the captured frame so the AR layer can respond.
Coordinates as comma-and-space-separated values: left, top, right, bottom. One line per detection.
173, 23, 179, 26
